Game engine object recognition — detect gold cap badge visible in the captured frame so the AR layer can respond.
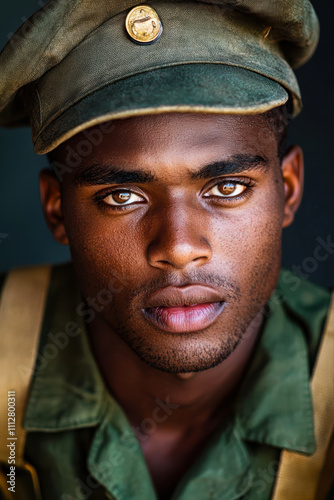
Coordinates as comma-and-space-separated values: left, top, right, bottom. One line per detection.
125, 5, 163, 45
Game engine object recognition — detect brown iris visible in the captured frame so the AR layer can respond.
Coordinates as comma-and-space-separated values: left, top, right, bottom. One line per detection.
113, 191, 131, 204
218, 182, 236, 196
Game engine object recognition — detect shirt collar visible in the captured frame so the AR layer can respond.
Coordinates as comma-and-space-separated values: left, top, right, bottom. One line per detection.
23, 264, 315, 455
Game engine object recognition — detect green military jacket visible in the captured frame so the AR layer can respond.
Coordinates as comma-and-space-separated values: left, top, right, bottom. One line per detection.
0, 263, 332, 500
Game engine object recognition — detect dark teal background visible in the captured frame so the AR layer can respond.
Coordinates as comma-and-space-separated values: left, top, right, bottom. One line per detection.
0, 0, 333, 287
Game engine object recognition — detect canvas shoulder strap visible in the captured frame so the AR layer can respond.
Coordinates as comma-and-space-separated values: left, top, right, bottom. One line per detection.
272, 290, 334, 500
0, 265, 51, 466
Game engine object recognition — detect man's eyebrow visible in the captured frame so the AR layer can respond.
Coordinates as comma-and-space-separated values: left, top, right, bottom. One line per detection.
190, 154, 269, 180
73, 164, 157, 186
73, 154, 268, 186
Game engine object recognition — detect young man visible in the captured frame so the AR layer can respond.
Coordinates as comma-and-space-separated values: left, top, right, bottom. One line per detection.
0, 1, 333, 500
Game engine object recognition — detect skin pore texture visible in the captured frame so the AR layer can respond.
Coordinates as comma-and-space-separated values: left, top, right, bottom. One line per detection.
40, 113, 303, 499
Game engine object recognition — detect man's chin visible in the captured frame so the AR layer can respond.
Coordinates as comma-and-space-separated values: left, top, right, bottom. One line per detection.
123, 331, 243, 374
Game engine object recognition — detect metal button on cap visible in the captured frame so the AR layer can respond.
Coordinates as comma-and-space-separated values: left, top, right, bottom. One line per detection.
125, 5, 163, 45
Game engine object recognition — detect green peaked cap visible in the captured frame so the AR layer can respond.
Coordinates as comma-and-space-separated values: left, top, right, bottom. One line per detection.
0, 0, 319, 154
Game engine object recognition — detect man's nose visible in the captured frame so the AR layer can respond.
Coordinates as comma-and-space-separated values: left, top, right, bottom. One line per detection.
146, 202, 213, 270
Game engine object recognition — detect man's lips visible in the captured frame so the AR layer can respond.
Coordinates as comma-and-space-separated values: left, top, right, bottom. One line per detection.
142, 285, 226, 333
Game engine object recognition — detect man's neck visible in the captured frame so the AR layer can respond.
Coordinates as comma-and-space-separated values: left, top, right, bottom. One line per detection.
87, 310, 264, 434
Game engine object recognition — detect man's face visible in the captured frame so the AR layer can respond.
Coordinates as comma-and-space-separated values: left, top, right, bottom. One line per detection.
44, 113, 298, 373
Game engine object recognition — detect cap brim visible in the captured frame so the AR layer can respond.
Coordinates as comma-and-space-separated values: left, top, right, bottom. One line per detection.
35, 63, 288, 154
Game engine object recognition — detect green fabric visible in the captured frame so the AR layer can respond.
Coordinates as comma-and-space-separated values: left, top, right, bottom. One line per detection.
0, 263, 332, 500
39, 64, 288, 158
0, 0, 319, 154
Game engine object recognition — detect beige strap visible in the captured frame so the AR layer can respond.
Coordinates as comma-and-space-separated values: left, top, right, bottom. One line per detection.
0, 265, 51, 467
272, 291, 334, 500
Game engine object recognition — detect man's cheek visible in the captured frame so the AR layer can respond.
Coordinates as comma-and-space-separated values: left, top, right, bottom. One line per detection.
218, 214, 282, 287
215, 214, 280, 257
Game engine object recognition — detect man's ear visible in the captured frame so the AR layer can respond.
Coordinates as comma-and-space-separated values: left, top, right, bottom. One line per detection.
39, 168, 69, 245
282, 145, 304, 228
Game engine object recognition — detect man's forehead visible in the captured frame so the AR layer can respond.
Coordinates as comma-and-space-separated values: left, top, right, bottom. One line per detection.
56, 103, 284, 178
52, 112, 275, 179
68, 112, 273, 151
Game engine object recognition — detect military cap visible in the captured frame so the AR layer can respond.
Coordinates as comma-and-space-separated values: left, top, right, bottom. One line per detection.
0, 0, 319, 155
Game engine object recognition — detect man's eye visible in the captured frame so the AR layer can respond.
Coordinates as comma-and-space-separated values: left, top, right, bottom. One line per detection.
204, 181, 247, 198
102, 190, 144, 206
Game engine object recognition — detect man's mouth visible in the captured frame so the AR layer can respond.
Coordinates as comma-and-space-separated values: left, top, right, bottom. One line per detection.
142, 285, 226, 333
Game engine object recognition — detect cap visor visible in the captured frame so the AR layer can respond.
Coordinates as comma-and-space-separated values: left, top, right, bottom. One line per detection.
35, 63, 288, 154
